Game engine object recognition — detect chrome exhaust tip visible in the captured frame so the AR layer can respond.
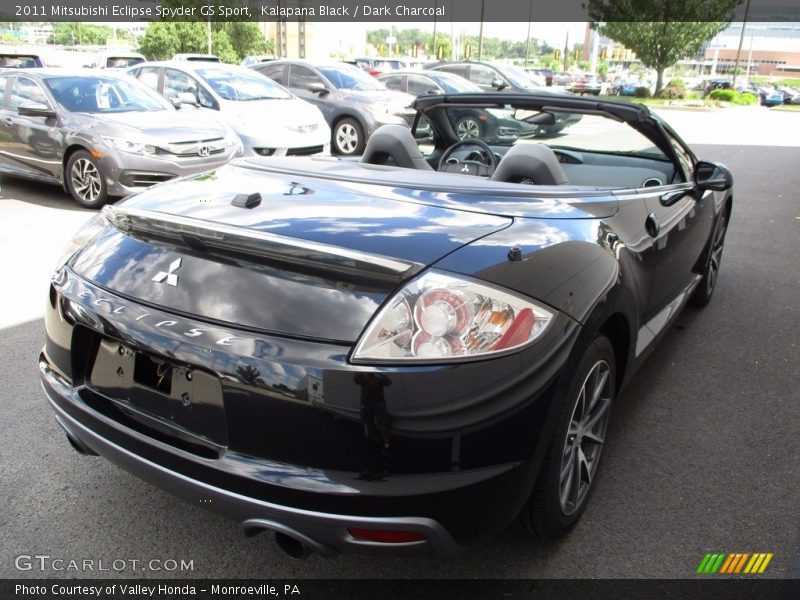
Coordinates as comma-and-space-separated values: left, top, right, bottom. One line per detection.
240, 518, 338, 558
274, 531, 312, 560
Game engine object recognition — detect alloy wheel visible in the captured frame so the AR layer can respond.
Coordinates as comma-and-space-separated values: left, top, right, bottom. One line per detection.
70, 158, 103, 204
706, 215, 727, 295
456, 118, 480, 140
335, 123, 359, 154
559, 359, 612, 516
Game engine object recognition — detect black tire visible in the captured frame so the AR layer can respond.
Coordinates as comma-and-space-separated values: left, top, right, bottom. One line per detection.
65, 150, 109, 208
520, 335, 616, 539
332, 117, 365, 156
455, 115, 483, 140
690, 211, 729, 307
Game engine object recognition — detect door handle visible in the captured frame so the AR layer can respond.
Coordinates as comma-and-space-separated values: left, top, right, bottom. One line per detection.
660, 190, 687, 206
645, 212, 660, 238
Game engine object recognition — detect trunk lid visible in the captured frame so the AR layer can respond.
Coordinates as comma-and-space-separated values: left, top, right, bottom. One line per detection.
70, 163, 512, 343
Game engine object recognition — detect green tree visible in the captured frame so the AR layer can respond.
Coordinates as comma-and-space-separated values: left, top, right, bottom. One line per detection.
589, 0, 739, 95
211, 29, 238, 63
137, 22, 207, 60
138, 21, 270, 63
51, 22, 113, 46
219, 22, 273, 58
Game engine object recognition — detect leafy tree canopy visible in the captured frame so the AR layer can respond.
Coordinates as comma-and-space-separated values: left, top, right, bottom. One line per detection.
589, 0, 740, 94
137, 21, 271, 63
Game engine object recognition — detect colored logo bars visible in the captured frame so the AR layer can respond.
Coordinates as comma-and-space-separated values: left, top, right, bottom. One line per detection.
697, 552, 773, 574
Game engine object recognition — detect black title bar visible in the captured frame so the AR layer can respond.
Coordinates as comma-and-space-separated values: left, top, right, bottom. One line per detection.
1, 0, 799, 22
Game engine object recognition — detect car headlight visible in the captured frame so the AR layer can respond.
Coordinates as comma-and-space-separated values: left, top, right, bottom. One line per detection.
104, 136, 157, 155
352, 270, 554, 363
286, 122, 320, 134
54, 212, 109, 271
365, 104, 404, 124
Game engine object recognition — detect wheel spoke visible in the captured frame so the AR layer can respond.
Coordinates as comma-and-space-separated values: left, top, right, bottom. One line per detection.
583, 397, 611, 432
578, 446, 592, 485
582, 430, 604, 445
560, 445, 576, 483
587, 368, 609, 414
575, 387, 587, 422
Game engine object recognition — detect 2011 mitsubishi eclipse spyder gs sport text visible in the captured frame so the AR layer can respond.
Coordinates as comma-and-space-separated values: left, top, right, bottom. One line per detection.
40, 93, 733, 559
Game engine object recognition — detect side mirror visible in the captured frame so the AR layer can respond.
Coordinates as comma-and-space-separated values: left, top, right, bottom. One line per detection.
491, 78, 508, 91
18, 104, 56, 119
169, 96, 182, 109
516, 109, 556, 125
176, 91, 199, 106
695, 160, 733, 192
307, 82, 329, 96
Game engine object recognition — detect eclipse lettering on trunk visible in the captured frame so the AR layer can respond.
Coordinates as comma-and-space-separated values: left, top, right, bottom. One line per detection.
74, 287, 250, 348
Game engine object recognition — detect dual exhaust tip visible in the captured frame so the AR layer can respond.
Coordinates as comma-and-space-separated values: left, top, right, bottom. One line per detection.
242, 519, 329, 560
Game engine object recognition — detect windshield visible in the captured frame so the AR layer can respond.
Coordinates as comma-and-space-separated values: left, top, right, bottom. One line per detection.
442, 104, 667, 159
502, 65, 540, 89
436, 73, 482, 94
45, 76, 172, 113
318, 66, 385, 91
105, 56, 144, 68
0, 54, 43, 68
196, 67, 292, 100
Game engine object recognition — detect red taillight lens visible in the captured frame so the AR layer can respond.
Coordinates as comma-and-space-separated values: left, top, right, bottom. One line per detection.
348, 528, 426, 543
494, 307, 534, 350
353, 271, 554, 363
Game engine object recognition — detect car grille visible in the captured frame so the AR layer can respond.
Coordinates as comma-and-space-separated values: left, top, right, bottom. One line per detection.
162, 138, 227, 158
286, 145, 324, 157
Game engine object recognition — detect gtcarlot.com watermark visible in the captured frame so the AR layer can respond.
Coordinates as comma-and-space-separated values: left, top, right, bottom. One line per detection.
14, 554, 195, 573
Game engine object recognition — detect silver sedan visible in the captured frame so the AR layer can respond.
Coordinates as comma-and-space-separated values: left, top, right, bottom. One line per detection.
0, 68, 241, 208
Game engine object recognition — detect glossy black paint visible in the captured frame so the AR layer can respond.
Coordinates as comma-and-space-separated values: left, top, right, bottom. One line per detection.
41, 92, 732, 556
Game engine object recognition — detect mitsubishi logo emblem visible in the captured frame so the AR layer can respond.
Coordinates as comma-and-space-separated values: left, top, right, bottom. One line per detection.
198, 146, 210, 157
152, 258, 181, 287
461, 165, 470, 173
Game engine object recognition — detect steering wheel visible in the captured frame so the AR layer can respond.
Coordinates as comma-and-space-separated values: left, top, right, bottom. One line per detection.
438, 139, 498, 177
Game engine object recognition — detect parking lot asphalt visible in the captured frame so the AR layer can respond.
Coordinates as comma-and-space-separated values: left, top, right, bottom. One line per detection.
0, 117, 798, 579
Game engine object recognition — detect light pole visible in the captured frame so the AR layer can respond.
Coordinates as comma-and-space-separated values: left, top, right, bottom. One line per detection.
477, 0, 485, 60
732, 0, 752, 88
432, 0, 437, 60
524, 0, 533, 68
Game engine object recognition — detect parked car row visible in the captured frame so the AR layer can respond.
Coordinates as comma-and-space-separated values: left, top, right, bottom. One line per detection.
0, 57, 594, 208
701, 77, 792, 106
251, 60, 414, 155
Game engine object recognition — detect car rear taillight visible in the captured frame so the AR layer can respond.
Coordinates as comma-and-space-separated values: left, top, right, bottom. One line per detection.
352, 270, 554, 363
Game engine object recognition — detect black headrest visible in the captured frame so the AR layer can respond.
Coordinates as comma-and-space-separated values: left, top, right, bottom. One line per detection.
491, 143, 569, 185
361, 125, 433, 171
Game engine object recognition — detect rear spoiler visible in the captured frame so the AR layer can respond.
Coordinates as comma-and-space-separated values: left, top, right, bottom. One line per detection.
102, 205, 422, 284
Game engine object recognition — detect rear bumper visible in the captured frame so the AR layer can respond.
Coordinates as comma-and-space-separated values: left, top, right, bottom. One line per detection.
41, 269, 579, 556
43, 366, 458, 557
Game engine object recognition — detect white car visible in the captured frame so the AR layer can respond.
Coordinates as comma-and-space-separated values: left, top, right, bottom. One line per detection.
91, 51, 146, 70
128, 61, 331, 156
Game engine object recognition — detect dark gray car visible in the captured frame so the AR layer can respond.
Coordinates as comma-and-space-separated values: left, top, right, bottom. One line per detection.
0, 68, 241, 207
252, 60, 415, 156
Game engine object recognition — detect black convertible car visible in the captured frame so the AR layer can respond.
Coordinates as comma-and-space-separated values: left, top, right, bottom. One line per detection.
41, 93, 732, 558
